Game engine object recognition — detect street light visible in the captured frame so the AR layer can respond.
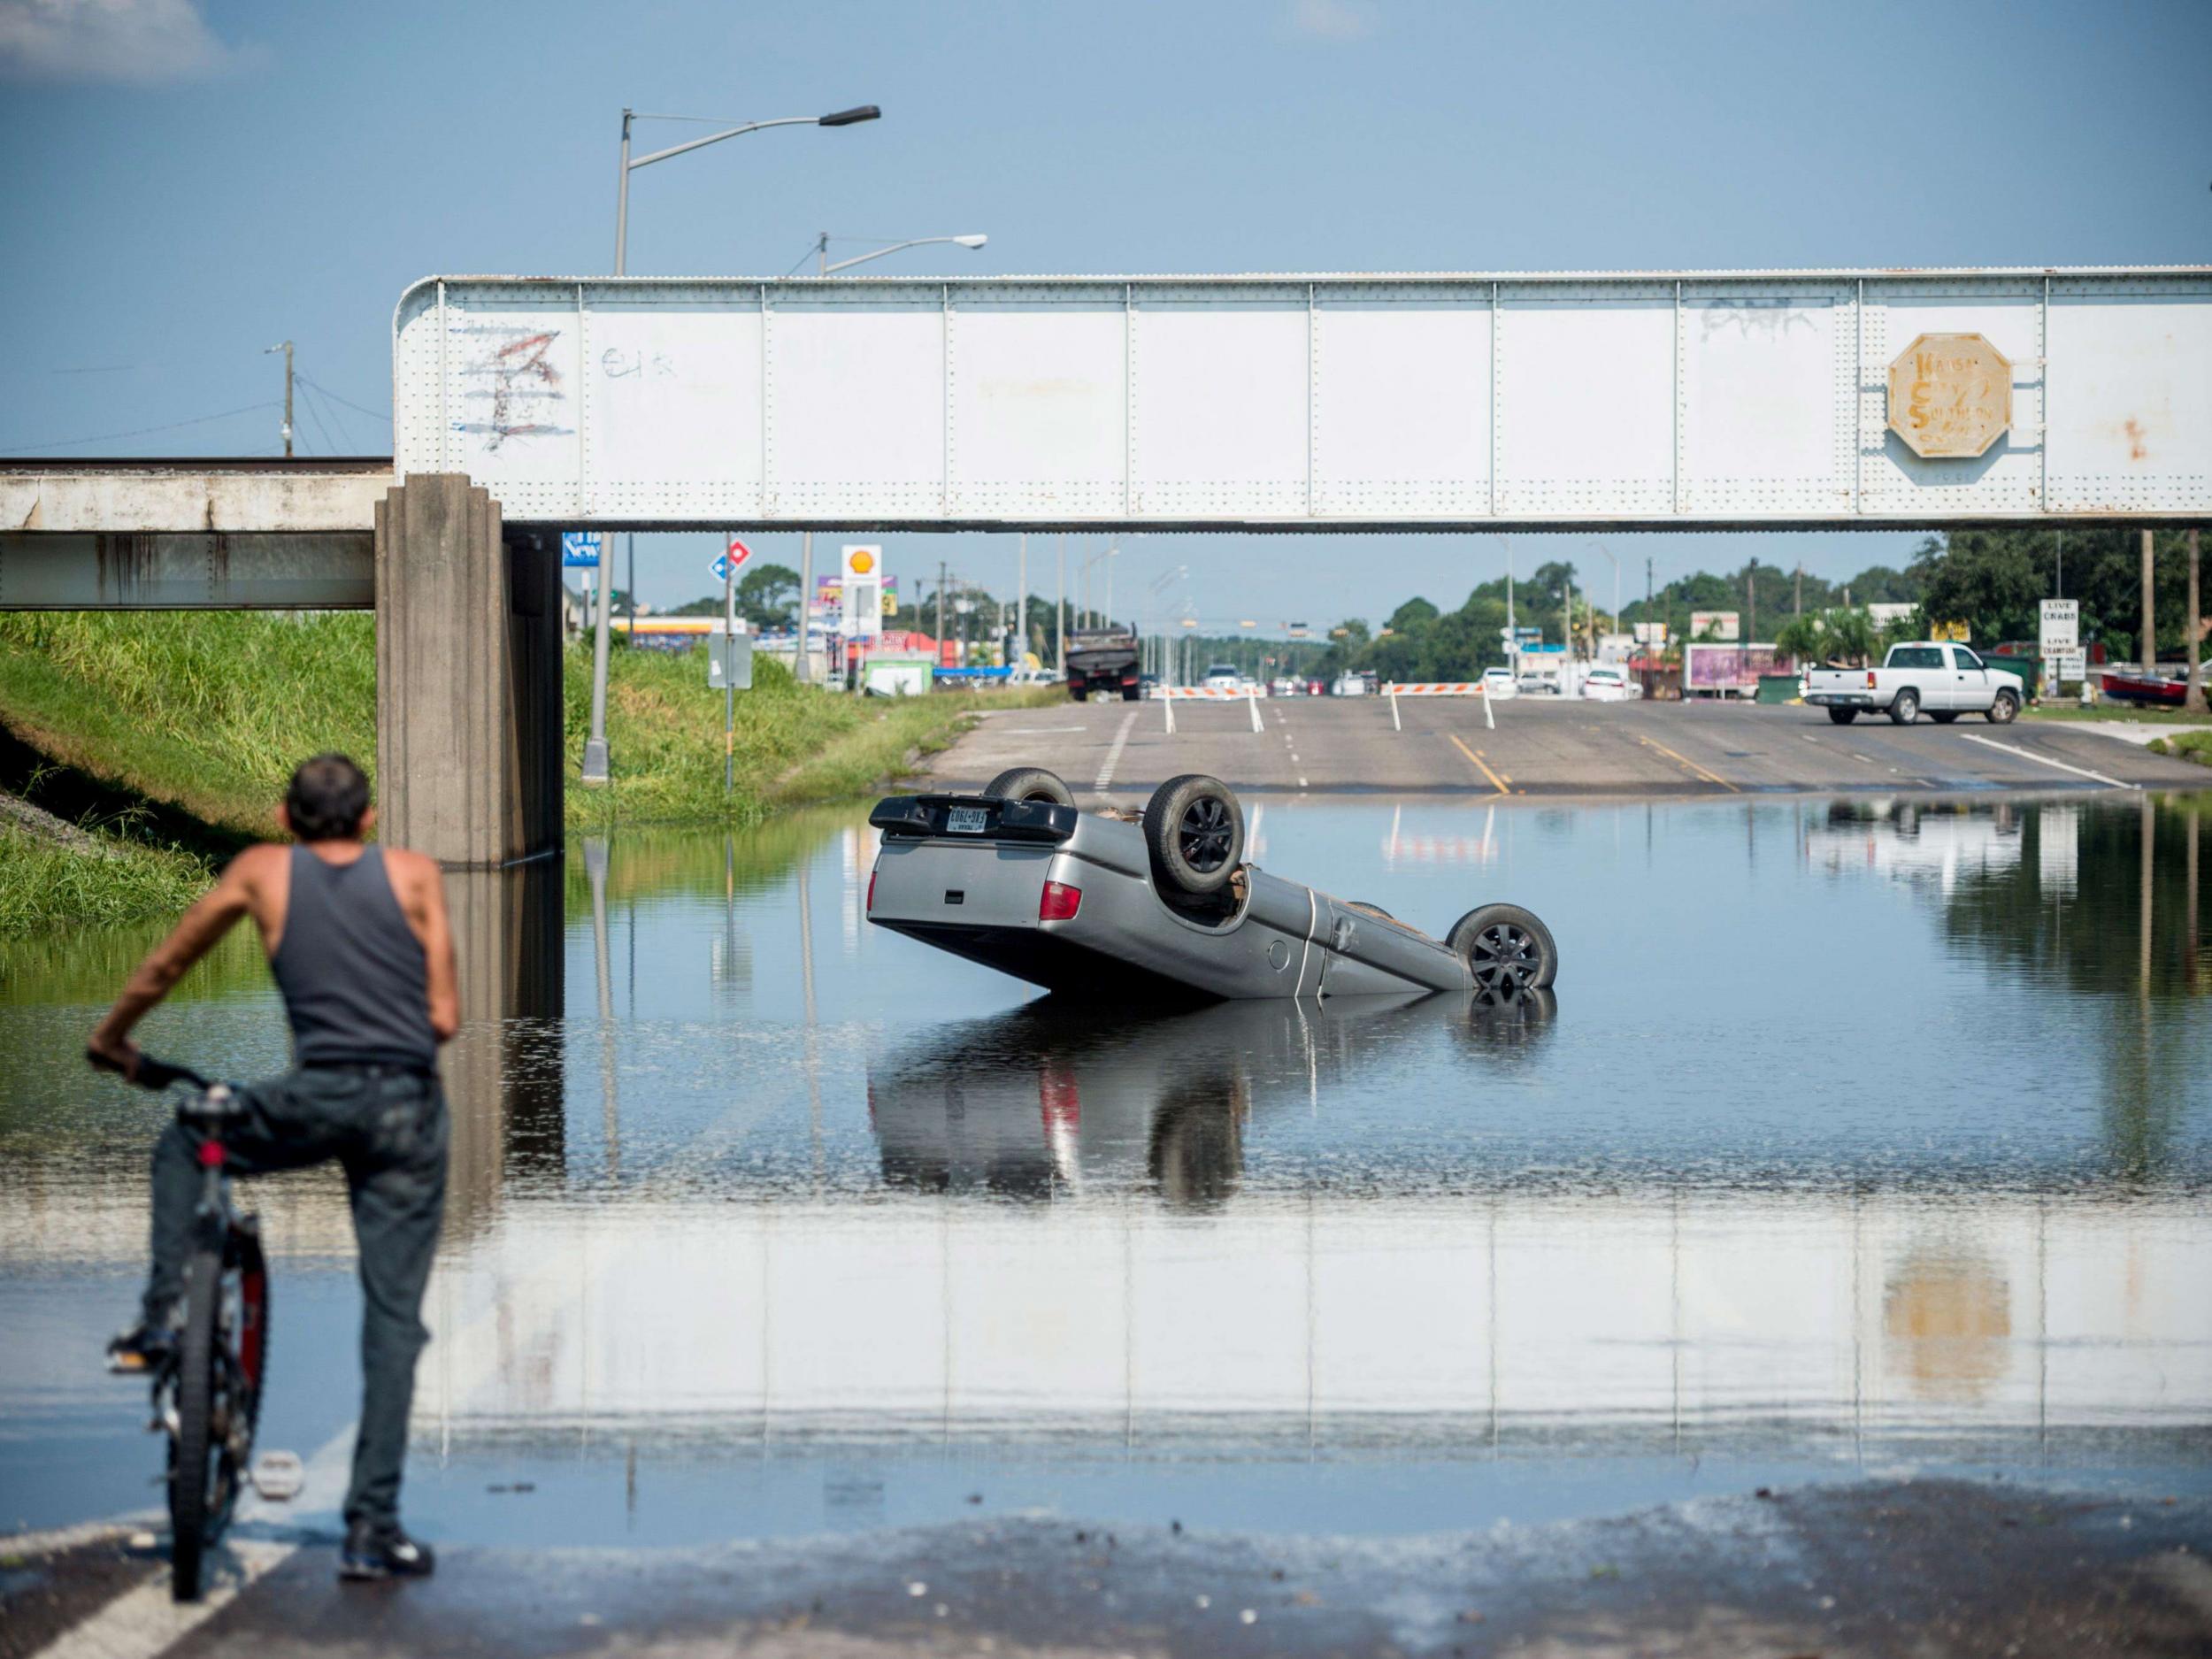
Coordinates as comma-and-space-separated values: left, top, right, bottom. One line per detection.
817, 233, 987, 275
581, 101, 879, 786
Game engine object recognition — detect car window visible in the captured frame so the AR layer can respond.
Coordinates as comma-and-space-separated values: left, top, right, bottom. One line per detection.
1891, 646, 1943, 669
1951, 648, 1983, 670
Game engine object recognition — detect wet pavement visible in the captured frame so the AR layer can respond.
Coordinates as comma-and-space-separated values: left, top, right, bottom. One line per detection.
3, 790, 2209, 1652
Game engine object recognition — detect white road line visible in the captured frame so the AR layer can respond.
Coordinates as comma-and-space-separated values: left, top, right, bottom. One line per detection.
997, 725, 1087, 734
1960, 733, 2131, 789
1296, 776, 1308, 787
1094, 710, 1139, 794
29, 1540, 293, 1659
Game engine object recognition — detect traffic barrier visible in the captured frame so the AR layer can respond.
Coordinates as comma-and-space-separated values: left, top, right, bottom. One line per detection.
1385, 681, 1494, 731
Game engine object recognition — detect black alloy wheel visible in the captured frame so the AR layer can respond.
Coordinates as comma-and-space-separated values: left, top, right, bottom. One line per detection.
1446, 902, 1559, 1004
1179, 796, 1234, 873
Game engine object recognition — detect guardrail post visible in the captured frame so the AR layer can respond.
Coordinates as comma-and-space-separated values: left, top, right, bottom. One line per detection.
1483, 685, 1495, 730
1248, 688, 1263, 733
1390, 686, 1402, 731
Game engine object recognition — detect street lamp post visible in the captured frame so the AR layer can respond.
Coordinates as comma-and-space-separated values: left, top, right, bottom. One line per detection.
816, 233, 987, 275
580, 102, 879, 786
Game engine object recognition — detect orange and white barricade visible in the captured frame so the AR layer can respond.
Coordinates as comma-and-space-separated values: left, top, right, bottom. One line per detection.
1381, 681, 1494, 732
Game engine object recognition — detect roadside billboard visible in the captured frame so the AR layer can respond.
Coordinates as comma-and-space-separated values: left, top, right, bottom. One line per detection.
1690, 611, 1740, 641
1685, 641, 1790, 695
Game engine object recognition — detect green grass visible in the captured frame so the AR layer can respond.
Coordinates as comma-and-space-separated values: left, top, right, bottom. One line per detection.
0, 611, 1062, 928
0, 612, 376, 839
0, 825, 210, 933
2146, 731, 2212, 766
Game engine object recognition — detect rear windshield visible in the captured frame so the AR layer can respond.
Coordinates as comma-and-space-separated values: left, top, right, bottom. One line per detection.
1890, 646, 1945, 669
1205, 665, 1238, 677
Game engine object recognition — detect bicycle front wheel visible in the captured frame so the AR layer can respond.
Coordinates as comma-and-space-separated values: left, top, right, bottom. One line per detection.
169, 1244, 230, 1602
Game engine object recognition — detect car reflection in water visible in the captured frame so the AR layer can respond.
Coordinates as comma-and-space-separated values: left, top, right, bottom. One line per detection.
868, 990, 1555, 1206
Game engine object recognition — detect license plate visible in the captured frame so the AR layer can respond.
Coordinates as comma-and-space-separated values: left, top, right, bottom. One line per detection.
946, 805, 989, 835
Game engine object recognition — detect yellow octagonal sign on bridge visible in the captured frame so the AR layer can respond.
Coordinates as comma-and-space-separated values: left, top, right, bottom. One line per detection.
1887, 333, 2013, 459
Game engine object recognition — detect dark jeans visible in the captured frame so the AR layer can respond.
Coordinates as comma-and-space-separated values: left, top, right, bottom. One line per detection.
145, 1064, 448, 1532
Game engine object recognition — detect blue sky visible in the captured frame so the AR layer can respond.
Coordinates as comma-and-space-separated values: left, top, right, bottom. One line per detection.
2, 0, 2207, 627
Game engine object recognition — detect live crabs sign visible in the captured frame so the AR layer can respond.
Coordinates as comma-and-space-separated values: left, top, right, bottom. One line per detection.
1886, 332, 2013, 459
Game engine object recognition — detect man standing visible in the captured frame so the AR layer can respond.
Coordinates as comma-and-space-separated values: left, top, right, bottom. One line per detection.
88, 753, 457, 1582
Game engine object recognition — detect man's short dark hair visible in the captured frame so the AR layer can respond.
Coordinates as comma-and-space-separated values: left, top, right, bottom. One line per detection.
285, 753, 371, 841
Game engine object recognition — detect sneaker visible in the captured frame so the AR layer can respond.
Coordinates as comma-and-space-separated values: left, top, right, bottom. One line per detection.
339, 1522, 435, 1581
104, 1321, 176, 1374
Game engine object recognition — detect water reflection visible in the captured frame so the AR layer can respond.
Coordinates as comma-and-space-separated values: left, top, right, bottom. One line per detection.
3, 794, 2208, 1529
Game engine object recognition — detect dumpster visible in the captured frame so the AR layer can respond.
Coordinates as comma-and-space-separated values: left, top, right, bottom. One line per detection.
1755, 673, 1801, 704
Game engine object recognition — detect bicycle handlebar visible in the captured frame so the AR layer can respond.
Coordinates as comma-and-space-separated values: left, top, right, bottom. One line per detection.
87, 1048, 210, 1093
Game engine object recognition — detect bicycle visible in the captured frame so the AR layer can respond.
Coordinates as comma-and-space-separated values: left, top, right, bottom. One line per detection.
94, 1051, 273, 1602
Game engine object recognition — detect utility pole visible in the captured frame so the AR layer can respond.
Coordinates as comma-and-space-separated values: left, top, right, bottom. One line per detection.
2141, 529, 2157, 675
1646, 554, 1654, 652
264, 342, 294, 457
1017, 534, 1027, 668
1793, 562, 1802, 618
1746, 557, 1758, 686
723, 534, 736, 793
793, 533, 813, 684
936, 559, 949, 664
1055, 537, 1066, 670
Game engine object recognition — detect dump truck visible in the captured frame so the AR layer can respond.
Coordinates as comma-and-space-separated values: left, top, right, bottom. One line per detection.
1064, 627, 1141, 702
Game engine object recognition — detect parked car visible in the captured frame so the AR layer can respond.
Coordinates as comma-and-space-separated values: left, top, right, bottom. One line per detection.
1516, 671, 1560, 696
1202, 664, 1242, 693
1331, 674, 1369, 697
1804, 642, 2021, 726
1480, 666, 1519, 700
865, 767, 1559, 1005
1270, 677, 1298, 697
1305, 679, 1326, 697
1580, 664, 1642, 702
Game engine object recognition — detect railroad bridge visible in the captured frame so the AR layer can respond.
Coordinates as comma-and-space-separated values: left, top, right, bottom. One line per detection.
3, 265, 2208, 864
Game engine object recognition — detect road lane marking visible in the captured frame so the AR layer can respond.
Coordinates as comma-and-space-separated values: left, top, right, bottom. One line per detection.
32, 1540, 295, 1659
998, 725, 1087, 734
1960, 733, 2130, 789
1632, 733, 1738, 792
1447, 733, 1511, 796
1094, 710, 1138, 793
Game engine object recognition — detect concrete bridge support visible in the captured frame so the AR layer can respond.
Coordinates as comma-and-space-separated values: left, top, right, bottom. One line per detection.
373, 474, 563, 868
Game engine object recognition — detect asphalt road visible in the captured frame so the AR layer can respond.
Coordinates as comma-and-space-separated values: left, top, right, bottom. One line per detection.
9, 1479, 2209, 1658
932, 695, 2211, 804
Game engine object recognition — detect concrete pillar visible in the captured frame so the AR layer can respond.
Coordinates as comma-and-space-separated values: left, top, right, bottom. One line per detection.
439, 860, 566, 1240
373, 474, 562, 867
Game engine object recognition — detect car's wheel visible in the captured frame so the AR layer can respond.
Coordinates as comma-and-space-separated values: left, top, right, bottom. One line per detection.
1142, 773, 1245, 897
1447, 903, 1558, 1001
1986, 688, 2019, 725
1347, 901, 1394, 921
982, 766, 1077, 808
1121, 686, 1141, 702
1930, 710, 1959, 724
1826, 707, 1858, 726
1890, 689, 1920, 726
1070, 687, 1088, 702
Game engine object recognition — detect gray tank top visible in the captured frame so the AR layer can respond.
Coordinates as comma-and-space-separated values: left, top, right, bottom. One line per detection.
270, 846, 437, 1069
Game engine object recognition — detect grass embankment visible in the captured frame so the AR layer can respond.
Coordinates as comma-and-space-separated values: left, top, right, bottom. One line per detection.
0, 612, 1056, 928
2147, 731, 2212, 767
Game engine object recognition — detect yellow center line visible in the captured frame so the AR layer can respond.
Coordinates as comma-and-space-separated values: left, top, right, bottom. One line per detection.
1448, 733, 1512, 796
1633, 733, 1738, 792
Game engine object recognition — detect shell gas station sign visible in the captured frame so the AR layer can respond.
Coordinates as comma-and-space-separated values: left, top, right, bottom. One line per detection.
1887, 333, 2013, 459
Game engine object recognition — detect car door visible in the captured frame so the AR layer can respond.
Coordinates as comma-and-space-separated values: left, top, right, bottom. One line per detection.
1949, 646, 1989, 710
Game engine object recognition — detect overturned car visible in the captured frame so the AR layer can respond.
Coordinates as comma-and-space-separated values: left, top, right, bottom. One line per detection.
864, 767, 1558, 1004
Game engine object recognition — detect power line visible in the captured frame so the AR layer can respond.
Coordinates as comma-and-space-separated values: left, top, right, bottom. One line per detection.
296, 380, 341, 456
0, 402, 281, 455
298, 378, 356, 452
295, 375, 390, 422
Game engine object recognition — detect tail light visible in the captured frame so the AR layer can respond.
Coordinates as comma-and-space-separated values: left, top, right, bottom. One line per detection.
1039, 880, 1082, 921
1866, 670, 1877, 688
865, 869, 877, 912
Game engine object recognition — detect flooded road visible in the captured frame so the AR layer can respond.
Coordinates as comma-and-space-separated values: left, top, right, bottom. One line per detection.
4, 793, 2208, 1552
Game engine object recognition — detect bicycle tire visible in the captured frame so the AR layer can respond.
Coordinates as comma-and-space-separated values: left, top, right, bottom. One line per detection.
170, 1243, 223, 1601
234, 1226, 268, 1448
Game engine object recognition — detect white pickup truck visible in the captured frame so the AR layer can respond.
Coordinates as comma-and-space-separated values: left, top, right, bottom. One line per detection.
1804, 642, 2022, 726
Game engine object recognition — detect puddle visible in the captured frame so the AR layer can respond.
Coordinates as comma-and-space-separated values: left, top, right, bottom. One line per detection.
2, 793, 2207, 1540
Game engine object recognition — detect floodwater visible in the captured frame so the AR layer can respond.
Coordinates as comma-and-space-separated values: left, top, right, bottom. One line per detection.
3, 793, 2208, 1546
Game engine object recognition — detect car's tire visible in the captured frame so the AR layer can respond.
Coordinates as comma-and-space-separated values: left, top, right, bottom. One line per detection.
1930, 710, 1959, 724
1826, 707, 1858, 726
1986, 688, 2020, 725
1121, 686, 1141, 702
1347, 901, 1394, 921
1142, 773, 1245, 897
1447, 903, 1558, 1001
1070, 687, 1088, 703
983, 766, 1077, 808
1890, 689, 1920, 726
